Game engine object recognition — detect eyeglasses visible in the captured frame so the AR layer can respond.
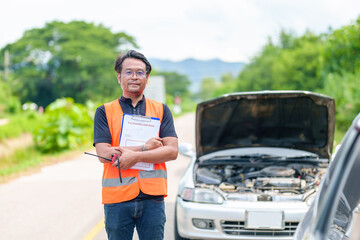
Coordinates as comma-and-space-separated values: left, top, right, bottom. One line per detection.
122, 70, 146, 79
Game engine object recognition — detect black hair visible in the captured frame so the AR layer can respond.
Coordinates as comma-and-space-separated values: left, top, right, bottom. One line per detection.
114, 50, 152, 74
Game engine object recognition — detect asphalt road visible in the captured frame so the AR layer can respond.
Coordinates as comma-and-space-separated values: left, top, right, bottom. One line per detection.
0, 113, 195, 240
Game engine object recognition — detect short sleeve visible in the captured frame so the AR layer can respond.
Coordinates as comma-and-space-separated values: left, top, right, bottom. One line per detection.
93, 105, 112, 146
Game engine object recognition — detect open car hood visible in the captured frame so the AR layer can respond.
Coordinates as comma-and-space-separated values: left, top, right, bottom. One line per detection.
196, 91, 335, 159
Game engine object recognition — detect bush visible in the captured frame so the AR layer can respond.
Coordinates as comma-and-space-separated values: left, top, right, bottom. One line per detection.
0, 81, 21, 116
0, 111, 44, 141
321, 70, 360, 131
34, 98, 93, 153
7, 96, 22, 114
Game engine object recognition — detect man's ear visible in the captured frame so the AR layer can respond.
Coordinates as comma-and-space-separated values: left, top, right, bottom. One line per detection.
117, 73, 121, 84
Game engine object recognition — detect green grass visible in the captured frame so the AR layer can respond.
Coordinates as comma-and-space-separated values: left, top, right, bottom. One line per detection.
0, 112, 45, 141
0, 146, 43, 178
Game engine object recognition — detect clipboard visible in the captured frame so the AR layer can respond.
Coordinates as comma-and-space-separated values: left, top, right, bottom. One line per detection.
119, 114, 160, 170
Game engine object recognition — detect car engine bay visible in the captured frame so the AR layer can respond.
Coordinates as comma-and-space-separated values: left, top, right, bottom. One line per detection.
195, 161, 327, 201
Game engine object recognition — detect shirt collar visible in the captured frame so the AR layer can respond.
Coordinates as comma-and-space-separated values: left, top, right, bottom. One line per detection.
120, 95, 145, 105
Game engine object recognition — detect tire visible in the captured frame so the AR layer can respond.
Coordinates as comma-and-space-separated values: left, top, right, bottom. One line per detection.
174, 201, 189, 240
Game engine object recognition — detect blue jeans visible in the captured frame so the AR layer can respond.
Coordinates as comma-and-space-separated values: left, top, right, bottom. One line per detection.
104, 198, 166, 240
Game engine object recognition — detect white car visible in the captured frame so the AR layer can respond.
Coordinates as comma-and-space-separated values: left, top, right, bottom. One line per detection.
175, 91, 335, 240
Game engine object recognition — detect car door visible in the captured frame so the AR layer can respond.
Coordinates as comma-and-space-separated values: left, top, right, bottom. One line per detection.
313, 114, 360, 240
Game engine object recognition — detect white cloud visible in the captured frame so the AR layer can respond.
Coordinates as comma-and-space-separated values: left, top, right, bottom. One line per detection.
1, 0, 359, 62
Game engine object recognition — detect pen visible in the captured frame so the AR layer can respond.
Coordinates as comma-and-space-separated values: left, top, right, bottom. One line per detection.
112, 155, 123, 184
84, 152, 112, 161
84, 152, 123, 183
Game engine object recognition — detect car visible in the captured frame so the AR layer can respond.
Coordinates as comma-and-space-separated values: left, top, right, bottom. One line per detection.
294, 113, 360, 240
175, 90, 335, 240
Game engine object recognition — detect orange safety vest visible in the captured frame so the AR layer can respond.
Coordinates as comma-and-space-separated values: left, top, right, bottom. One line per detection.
102, 98, 167, 204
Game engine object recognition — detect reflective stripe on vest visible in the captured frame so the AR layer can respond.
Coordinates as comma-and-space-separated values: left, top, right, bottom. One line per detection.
102, 169, 167, 187
102, 176, 137, 187
102, 98, 167, 204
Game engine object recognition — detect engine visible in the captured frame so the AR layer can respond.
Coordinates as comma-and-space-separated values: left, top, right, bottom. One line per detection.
195, 164, 323, 195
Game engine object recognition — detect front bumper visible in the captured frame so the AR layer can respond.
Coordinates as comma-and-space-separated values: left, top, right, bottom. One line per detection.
176, 196, 309, 240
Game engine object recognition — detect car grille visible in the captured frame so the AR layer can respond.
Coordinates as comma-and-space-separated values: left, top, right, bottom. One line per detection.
221, 221, 299, 237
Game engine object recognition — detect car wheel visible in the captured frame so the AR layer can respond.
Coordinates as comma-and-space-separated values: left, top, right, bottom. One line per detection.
174, 201, 189, 240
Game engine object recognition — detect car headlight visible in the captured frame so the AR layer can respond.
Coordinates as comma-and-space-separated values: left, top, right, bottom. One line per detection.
181, 187, 224, 204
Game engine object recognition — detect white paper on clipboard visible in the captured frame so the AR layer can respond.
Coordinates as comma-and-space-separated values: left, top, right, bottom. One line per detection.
119, 114, 160, 170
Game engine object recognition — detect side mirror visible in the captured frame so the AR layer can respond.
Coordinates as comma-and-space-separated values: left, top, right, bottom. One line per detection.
178, 142, 195, 158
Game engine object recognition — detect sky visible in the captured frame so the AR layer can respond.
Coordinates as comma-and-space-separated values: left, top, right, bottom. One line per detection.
1, 0, 360, 63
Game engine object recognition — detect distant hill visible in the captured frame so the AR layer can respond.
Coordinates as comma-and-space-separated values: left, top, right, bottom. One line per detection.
149, 58, 245, 92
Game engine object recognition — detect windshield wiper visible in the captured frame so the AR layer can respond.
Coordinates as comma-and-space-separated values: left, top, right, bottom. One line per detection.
245, 154, 325, 164
282, 155, 327, 164
200, 154, 282, 166
201, 153, 325, 166
284, 155, 318, 160
209, 154, 282, 161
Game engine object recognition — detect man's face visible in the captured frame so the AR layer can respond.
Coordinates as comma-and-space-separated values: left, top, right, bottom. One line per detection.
117, 58, 148, 97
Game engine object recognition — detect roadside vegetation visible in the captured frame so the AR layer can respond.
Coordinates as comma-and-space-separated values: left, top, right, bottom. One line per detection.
204, 18, 360, 146
0, 111, 44, 141
0, 97, 94, 182
1, 18, 360, 180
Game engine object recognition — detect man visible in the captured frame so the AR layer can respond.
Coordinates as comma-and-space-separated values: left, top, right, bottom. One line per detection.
93, 50, 178, 240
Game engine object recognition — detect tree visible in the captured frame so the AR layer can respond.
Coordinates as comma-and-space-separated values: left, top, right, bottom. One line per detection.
320, 70, 360, 131
0, 21, 137, 107
272, 32, 324, 90
212, 73, 237, 97
0, 74, 21, 115
235, 30, 324, 92
322, 17, 360, 76
198, 77, 218, 101
152, 71, 191, 98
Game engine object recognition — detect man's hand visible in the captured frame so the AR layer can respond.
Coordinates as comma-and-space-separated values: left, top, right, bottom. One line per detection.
112, 147, 139, 170
94, 143, 122, 163
144, 137, 163, 151
110, 136, 177, 169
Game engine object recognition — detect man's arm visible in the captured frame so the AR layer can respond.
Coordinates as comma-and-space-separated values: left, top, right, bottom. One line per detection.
113, 136, 178, 170
94, 137, 164, 163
